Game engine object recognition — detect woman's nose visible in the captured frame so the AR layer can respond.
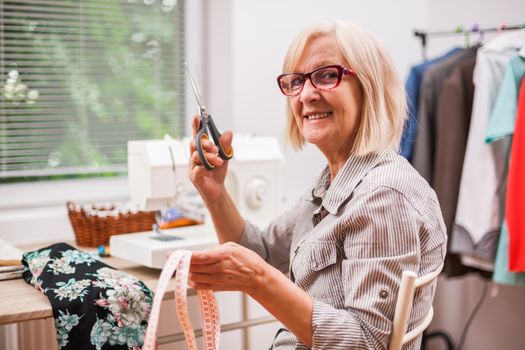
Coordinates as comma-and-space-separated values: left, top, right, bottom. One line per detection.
299, 78, 320, 104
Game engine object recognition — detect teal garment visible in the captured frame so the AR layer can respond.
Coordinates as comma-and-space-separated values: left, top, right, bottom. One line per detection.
493, 221, 525, 286
486, 55, 525, 143
486, 54, 525, 286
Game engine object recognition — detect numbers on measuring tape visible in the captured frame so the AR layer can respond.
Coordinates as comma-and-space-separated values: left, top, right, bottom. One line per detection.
143, 250, 220, 350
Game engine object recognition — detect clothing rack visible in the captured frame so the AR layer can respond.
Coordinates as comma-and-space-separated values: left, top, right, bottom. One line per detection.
411, 22, 525, 350
414, 23, 525, 60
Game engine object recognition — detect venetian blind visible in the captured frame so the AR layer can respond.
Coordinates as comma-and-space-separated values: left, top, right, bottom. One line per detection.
0, 0, 185, 182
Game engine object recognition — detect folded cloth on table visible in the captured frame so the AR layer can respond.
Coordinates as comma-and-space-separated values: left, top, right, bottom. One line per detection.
22, 242, 153, 350
0, 239, 24, 280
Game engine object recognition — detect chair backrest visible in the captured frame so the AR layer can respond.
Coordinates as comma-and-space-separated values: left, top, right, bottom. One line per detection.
388, 263, 444, 350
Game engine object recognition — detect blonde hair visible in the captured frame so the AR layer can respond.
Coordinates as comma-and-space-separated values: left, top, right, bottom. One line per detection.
283, 21, 407, 155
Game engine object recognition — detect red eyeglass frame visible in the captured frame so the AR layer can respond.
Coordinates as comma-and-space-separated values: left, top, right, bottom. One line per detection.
276, 64, 356, 96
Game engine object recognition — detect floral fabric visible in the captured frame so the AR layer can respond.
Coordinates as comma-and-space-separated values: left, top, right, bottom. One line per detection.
22, 243, 153, 350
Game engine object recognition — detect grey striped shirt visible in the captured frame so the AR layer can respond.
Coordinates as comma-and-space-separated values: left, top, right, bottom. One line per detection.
239, 150, 447, 349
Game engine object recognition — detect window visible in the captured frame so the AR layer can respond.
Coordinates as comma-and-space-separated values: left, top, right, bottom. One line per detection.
0, 0, 185, 183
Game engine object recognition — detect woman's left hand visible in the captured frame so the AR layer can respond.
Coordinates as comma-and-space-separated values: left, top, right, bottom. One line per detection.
188, 242, 267, 296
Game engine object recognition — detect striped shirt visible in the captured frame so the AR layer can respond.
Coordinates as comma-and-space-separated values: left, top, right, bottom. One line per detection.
238, 150, 447, 349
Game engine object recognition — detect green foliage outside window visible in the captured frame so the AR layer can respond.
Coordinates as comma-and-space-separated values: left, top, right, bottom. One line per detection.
0, 0, 185, 183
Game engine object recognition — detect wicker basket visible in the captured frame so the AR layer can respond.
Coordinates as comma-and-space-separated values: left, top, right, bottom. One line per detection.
67, 201, 156, 247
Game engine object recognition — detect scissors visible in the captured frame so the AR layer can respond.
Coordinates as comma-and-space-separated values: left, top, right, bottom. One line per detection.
185, 64, 234, 170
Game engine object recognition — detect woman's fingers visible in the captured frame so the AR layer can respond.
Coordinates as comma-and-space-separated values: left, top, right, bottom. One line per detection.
189, 261, 222, 273
188, 271, 232, 291
189, 115, 232, 170
192, 115, 200, 137
190, 135, 222, 168
189, 137, 218, 153
188, 271, 218, 283
188, 280, 214, 291
191, 151, 223, 168
219, 130, 234, 155
201, 138, 219, 153
191, 249, 223, 265
187, 244, 263, 294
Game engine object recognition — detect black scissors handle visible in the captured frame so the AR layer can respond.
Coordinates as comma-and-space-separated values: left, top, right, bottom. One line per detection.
196, 114, 234, 170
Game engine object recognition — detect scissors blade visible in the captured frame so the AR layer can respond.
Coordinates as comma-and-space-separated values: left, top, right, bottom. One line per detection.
185, 62, 206, 112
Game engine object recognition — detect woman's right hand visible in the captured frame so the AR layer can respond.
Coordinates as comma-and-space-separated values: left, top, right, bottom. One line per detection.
189, 115, 233, 202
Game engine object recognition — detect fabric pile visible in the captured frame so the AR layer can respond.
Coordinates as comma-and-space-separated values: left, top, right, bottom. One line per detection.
22, 243, 153, 350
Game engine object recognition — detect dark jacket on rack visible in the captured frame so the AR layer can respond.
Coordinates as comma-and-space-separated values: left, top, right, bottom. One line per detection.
411, 45, 479, 185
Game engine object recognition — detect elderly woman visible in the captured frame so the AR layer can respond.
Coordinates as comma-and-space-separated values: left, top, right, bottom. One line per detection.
188, 21, 446, 349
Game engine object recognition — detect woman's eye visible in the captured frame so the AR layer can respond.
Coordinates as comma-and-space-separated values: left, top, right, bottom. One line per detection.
290, 76, 304, 88
319, 70, 338, 80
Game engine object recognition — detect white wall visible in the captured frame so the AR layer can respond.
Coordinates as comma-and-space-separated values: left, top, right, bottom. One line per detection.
203, 1, 525, 349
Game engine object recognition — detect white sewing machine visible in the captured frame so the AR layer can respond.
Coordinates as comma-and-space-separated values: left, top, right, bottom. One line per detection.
109, 135, 284, 268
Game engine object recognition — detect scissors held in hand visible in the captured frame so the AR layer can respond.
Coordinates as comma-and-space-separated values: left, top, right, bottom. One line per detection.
186, 65, 234, 170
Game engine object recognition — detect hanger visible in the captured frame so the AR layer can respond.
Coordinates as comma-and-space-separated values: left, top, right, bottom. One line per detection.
496, 22, 508, 34
470, 24, 485, 46
453, 25, 471, 48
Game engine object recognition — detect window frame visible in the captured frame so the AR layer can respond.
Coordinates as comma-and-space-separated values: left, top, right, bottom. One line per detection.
0, 0, 204, 243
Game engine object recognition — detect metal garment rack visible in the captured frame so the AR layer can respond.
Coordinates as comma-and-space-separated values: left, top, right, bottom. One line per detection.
412, 22, 524, 350
413, 23, 525, 61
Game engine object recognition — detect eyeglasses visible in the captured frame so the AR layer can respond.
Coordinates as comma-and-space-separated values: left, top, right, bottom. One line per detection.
277, 64, 356, 96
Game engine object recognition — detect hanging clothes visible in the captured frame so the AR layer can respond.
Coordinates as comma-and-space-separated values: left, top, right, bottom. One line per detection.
494, 223, 525, 285
451, 30, 525, 271
412, 46, 479, 185
485, 55, 525, 143
400, 47, 463, 160
506, 79, 525, 271
506, 73, 525, 272
485, 54, 525, 283
432, 55, 481, 277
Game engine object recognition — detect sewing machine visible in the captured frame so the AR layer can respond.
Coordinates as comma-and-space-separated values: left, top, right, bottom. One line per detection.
109, 135, 284, 268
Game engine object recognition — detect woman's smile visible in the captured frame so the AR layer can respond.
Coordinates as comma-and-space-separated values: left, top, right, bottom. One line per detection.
304, 111, 332, 121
